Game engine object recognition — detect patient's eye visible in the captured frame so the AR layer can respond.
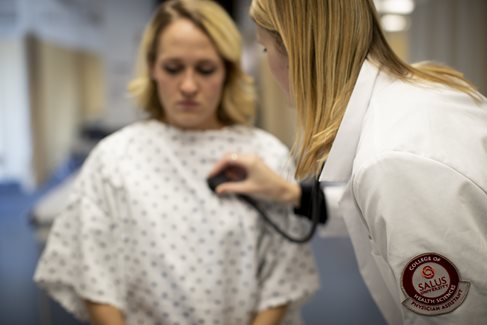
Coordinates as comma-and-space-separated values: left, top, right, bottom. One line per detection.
196, 65, 216, 76
163, 64, 183, 75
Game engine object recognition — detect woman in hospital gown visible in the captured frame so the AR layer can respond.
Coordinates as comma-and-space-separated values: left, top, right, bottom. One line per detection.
34, 1, 319, 324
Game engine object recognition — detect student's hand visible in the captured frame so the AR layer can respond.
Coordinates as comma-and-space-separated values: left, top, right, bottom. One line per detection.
209, 153, 301, 206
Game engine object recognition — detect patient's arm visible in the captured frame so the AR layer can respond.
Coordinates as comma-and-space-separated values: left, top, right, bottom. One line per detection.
251, 304, 288, 325
85, 300, 125, 325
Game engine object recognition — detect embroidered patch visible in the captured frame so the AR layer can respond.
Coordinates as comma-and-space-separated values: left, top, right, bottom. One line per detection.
401, 253, 470, 316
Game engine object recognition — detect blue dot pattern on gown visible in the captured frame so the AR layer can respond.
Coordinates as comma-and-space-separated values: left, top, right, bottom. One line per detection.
34, 119, 320, 325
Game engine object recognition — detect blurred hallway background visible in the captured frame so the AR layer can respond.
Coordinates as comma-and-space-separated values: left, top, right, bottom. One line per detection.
1, 0, 486, 324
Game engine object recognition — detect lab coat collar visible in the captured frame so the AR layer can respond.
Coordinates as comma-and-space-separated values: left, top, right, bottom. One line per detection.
319, 60, 380, 182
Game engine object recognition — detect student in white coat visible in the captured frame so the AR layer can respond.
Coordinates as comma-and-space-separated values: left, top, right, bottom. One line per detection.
209, 0, 487, 324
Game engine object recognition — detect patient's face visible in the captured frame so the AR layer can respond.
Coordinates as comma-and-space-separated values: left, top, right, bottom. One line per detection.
152, 18, 226, 130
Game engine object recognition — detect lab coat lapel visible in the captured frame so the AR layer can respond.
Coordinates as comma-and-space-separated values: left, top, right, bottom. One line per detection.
317, 60, 380, 237
319, 60, 380, 182
319, 60, 403, 325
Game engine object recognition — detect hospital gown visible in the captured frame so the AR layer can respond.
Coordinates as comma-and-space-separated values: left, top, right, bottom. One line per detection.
34, 120, 320, 325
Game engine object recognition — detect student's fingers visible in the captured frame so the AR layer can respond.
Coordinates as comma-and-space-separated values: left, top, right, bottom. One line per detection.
208, 153, 246, 177
215, 179, 255, 196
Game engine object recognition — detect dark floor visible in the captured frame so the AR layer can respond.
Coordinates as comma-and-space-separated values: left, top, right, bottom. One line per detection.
0, 181, 385, 325
0, 182, 83, 325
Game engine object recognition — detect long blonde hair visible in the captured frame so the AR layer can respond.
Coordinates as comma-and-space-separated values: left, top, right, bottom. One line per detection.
251, 0, 480, 178
129, 0, 255, 125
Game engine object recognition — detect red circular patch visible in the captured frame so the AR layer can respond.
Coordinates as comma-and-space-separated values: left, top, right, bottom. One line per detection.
402, 253, 459, 306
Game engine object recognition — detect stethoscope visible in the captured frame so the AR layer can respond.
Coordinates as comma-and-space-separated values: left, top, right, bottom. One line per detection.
239, 179, 323, 243
207, 166, 326, 244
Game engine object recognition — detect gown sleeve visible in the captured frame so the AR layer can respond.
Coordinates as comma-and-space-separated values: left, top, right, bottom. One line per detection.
34, 143, 126, 321
254, 143, 321, 321
353, 151, 487, 325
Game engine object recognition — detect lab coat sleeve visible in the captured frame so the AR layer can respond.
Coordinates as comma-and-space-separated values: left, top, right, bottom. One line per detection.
354, 151, 487, 324
318, 183, 348, 237
34, 144, 126, 321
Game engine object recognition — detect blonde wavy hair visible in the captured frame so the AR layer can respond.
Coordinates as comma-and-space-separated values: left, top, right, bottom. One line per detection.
250, 0, 481, 178
129, 0, 255, 125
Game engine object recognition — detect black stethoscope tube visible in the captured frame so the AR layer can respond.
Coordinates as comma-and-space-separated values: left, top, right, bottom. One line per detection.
237, 179, 322, 244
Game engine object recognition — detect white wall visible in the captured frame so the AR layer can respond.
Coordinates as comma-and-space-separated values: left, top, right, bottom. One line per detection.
409, 0, 487, 93
0, 38, 33, 186
100, 0, 153, 128
0, 0, 154, 187
18, 0, 154, 127
19, 0, 103, 52
0, 0, 21, 38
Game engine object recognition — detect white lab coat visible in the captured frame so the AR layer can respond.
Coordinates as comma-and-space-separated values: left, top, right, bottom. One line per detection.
319, 60, 487, 324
